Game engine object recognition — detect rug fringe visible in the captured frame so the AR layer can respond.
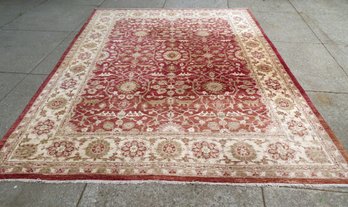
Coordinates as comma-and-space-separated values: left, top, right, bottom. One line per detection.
1, 179, 348, 188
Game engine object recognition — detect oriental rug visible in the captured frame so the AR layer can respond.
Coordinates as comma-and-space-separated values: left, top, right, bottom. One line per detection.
0, 9, 347, 185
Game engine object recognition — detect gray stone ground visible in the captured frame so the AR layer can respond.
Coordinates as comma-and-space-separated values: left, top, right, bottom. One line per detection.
0, 0, 348, 206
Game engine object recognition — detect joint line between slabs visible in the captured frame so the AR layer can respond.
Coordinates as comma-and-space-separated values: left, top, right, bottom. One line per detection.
75, 183, 88, 207
0, 28, 75, 33
280, 186, 348, 194
0, 71, 48, 76
305, 90, 348, 95
97, 0, 107, 8
261, 187, 267, 207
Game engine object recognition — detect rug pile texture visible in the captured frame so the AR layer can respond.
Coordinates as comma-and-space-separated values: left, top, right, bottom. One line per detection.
0, 9, 347, 184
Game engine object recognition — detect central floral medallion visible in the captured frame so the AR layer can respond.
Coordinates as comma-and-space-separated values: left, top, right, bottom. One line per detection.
195, 30, 210, 37
163, 51, 182, 61
118, 81, 139, 93
203, 81, 225, 94
134, 30, 148, 37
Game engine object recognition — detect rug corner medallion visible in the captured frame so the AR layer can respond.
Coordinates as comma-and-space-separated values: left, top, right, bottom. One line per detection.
1, 9, 347, 184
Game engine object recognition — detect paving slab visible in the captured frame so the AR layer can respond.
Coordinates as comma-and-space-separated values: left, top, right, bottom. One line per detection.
0, 181, 85, 207
100, 0, 165, 8
324, 43, 348, 73
0, 4, 35, 27
307, 92, 348, 150
253, 11, 320, 43
3, 2, 95, 32
228, 0, 296, 13
290, 0, 348, 15
263, 187, 348, 207
0, 73, 26, 101
0, 0, 46, 27
273, 42, 348, 93
300, 12, 348, 45
46, 0, 104, 6
31, 31, 78, 75
0, 74, 46, 138
0, 0, 45, 6
78, 183, 264, 207
165, 0, 228, 8
0, 30, 69, 73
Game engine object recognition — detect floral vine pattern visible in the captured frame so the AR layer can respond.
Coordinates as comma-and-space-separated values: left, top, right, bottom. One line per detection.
0, 9, 347, 182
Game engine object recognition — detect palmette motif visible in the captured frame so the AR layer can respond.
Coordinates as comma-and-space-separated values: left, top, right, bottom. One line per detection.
0, 9, 347, 182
